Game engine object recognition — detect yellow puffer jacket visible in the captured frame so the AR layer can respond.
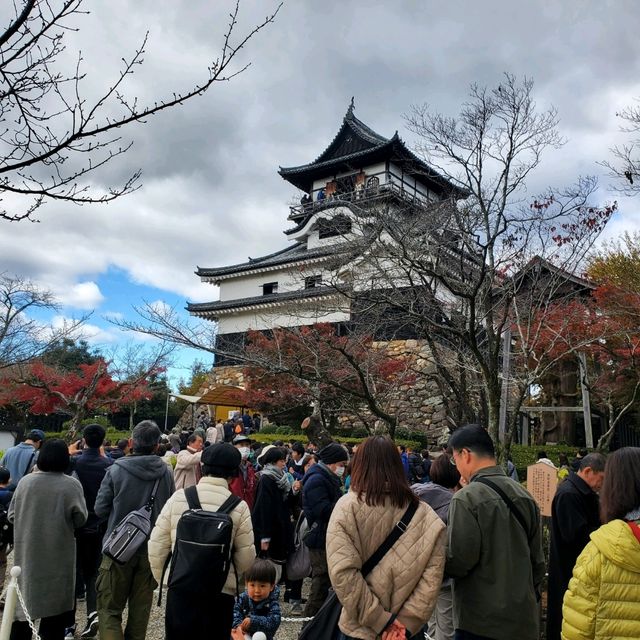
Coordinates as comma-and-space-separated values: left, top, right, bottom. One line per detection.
562, 518, 640, 640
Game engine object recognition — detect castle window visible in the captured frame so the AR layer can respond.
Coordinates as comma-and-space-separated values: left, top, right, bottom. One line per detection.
305, 275, 322, 289
318, 214, 352, 239
262, 282, 278, 295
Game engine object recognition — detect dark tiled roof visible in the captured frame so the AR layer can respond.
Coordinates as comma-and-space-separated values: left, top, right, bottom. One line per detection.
187, 286, 336, 316
278, 103, 466, 198
196, 243, 334, 279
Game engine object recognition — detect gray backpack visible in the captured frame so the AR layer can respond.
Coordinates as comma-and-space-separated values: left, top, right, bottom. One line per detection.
102, 478, 160, 564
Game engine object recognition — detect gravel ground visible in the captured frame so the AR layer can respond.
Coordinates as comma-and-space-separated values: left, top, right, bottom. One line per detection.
140, 580, 310, 640
4, 554, 310, 640
55, 580, 310, 640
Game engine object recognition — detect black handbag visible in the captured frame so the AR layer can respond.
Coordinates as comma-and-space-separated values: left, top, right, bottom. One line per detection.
298, 500, 418, 640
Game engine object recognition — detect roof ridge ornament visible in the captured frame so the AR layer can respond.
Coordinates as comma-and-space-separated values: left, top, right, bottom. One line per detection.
346, 96, 355, 119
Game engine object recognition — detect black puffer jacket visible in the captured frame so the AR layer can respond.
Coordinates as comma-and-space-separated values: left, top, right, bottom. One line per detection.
302, 463, 342, 549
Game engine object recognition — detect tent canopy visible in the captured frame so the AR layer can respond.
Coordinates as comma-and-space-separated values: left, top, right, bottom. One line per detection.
170, 385, 244, 406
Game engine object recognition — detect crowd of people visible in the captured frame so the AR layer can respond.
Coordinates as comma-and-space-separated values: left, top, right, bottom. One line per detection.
0, 419, 637, 640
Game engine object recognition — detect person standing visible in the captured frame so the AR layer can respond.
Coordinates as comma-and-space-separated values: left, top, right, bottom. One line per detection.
206, 419, 225, 445
173, 433, 203, 490
229, 434, 257, 510
413, 453, 461, 640
0, 466, 13, 596
546, 453, 606, 640
94, 420, 174, 640
1, 429, 45, 484
148, 443, 256, 640
69, 424, 114, 639
8, 439, 88, 640
446, 424, 545, 640
302, 442, 348, 618
561, 447, 640, 640
251, 446, 296, 583
327, 436, 446, 640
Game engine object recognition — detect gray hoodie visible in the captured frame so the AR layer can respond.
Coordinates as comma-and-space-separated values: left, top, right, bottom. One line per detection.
95, 454, 175, 536
411, 482, 454, 524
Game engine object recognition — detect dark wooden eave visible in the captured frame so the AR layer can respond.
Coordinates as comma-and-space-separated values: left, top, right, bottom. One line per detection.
187, 286, 336, 317
196, 244, 335, 280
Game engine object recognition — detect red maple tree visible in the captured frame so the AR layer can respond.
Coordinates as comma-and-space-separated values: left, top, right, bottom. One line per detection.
0, 358, 155, 440
235, 324, 413, 438
526, 282, 640, 449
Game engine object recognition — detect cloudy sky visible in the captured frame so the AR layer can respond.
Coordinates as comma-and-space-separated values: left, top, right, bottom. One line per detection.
2, 0, 639, 387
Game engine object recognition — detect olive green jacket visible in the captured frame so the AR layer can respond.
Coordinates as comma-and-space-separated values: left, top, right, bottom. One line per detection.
446, 466, 545, 640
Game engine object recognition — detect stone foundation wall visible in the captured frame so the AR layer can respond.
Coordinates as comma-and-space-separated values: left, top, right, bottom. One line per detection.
336, 339, 451, 444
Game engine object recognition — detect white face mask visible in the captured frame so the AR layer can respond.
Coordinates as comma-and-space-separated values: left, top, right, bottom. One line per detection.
238, 447, 250, 459
335, 465, 346, 478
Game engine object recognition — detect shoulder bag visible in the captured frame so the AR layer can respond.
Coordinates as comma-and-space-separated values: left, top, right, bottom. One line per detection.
102, 477, 161, 564
298, 500, 418, 640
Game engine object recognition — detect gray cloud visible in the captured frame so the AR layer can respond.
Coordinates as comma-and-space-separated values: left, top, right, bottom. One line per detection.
1, 0, 639, 311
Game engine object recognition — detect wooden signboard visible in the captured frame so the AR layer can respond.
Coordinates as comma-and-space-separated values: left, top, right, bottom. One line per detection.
526, 462, 558, 517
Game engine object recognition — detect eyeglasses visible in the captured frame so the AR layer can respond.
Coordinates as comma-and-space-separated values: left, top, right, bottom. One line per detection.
450, 448, 470, 467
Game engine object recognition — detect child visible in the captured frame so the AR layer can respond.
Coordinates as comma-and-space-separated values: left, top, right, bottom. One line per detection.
232, 558, 281, 640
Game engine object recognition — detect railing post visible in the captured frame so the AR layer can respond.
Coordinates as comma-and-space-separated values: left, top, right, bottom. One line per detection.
0, 566, 21, 640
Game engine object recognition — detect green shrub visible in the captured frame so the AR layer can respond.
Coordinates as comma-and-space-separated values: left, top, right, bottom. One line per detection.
509, 443, 590, 479
259, 424, 278, 434
275, 426, 294, 435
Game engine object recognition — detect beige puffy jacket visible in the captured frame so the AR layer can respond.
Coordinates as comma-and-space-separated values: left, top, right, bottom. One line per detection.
327, 492, 446, 640
148, 476, 256, 596
173, 448, 202, 490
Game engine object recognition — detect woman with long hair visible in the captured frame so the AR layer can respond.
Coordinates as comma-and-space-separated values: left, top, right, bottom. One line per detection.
327, 436, 446, 640
562, 447, 640, 640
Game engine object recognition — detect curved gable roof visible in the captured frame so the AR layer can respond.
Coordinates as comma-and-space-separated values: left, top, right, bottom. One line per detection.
279, 101, 466, 198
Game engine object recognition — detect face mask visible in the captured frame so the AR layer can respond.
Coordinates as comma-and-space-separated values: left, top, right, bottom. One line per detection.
335, 465, 345, 478
239, 447, 250, 459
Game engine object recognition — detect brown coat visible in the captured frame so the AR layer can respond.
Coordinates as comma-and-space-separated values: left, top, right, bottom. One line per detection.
327, 491, 446, 639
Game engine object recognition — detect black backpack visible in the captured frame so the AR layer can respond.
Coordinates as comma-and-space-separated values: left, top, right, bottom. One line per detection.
161, 486, 240, 638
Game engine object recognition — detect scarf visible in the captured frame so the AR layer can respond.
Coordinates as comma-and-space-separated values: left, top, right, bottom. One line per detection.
625, 507, 640, 521
261, 464, 291, 499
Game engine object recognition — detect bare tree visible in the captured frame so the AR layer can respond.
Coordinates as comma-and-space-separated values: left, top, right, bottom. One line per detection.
601, 100, 640, 193
114, 303, 414, 439
325, 75, 616, 450
0, 0, 281, 221
104, 340, 175, 430
0, 271, 86, 369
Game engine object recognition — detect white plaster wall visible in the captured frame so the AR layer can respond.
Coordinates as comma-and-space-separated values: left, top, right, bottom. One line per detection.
217, 306, 351, 334
219, 269, 302, 301
388, 162, 434, 201
0, 432, 16, 452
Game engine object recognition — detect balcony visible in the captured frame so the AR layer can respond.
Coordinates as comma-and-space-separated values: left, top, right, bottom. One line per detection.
288, 169, 435, 220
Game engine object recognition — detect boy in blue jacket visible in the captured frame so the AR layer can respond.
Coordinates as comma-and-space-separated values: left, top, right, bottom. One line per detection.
232, 559, 281, 640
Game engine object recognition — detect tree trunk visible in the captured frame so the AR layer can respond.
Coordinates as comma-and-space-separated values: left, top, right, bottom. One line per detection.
65, 412, 84, 444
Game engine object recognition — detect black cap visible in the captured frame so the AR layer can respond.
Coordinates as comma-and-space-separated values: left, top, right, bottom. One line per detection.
201, 443, 241, 477
318, 442, 349, 464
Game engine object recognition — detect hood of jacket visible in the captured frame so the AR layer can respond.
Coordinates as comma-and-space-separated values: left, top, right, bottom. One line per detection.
591, 519, 640, 573
411, 482, 453, 522
113, 453, 168, 481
